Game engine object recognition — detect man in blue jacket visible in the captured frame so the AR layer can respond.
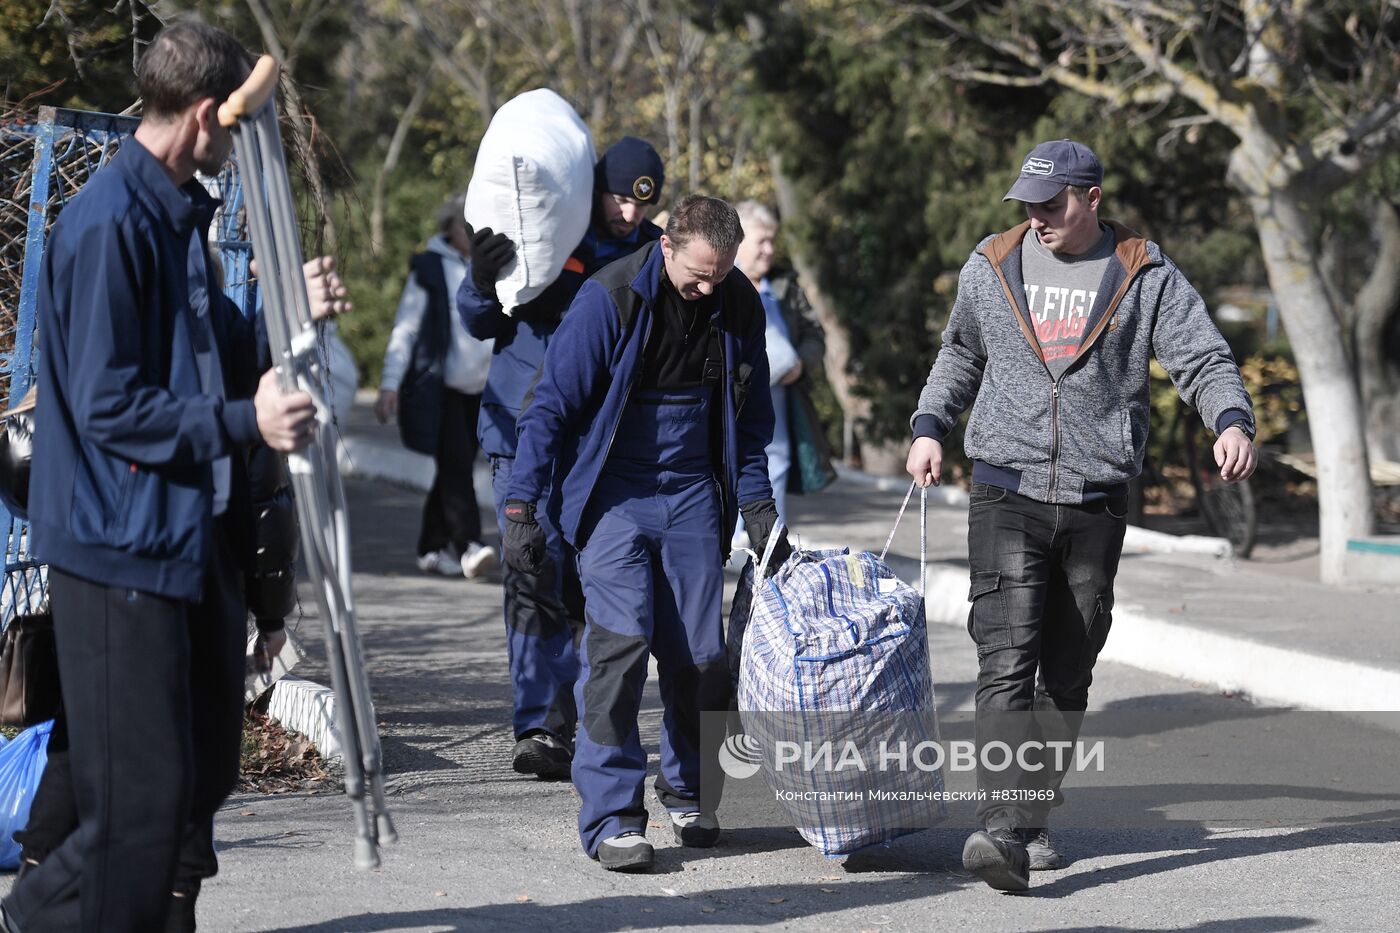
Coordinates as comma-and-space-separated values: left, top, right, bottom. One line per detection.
2, 21, 348, 933
503, 195, 788, 873
458, 137, 666, 780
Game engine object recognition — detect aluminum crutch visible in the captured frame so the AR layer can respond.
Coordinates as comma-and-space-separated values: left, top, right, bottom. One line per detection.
219, 55, 397, 869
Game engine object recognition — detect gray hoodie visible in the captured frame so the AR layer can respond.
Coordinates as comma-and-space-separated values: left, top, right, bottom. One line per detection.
912, 221, 1254, 504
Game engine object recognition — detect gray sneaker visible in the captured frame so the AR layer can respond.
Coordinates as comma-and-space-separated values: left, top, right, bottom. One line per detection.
669, 810, 720, 848
1024, 827, 1065, 870
511, 732, 572, 780
596, 832, 654, 872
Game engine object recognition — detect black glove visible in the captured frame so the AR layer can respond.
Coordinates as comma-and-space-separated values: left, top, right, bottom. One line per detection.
469, 227, 517, 297
741, 499, 791, 575
503, 499, 547, 576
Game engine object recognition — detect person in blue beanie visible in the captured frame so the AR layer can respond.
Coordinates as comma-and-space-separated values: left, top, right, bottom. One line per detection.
503, 195, 788, 873
457, 137, 666, 780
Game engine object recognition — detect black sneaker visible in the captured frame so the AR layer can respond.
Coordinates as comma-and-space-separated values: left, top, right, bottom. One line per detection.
165, 884, 199, 933
511, 732, 572, 780
962, 828, 1030, 892
1023, 827, 1065, 870
596, 832, 654, 872
669, 810, 720, 848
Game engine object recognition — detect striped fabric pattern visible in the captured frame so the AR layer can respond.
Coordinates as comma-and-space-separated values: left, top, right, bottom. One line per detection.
729, 548, 945, 856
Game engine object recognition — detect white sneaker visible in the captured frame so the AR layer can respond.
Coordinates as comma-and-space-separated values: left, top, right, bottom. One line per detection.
669, 810, 720, 848
416, 548, 461, 577
460, 542, 498, 579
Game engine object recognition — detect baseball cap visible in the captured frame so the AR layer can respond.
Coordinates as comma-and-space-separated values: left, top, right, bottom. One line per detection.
1003, 139, 1103, 203
595, 136, 665, 204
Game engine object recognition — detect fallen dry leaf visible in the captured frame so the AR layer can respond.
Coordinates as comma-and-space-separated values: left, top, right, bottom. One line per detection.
516, 895, 531, 904
820, 887, 836, 893
433, 891, 446, 897
240, 811, 255, 817
700, 907, 716, 914
768, 897, 786, 904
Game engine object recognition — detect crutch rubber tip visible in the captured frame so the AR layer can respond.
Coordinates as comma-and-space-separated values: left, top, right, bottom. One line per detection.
377, 814, 399, 845
353, 838, 380, 870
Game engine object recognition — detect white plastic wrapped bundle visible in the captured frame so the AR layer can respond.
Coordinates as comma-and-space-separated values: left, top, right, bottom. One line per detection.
464, 89, 595, 314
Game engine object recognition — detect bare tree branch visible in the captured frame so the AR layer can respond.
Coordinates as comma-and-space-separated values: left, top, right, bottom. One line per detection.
400, 1, 497, 125
1295, 95, 1400, 195
371, 71, 434, 256
1093, 1, 1250, 132
906, 1, 1176, 107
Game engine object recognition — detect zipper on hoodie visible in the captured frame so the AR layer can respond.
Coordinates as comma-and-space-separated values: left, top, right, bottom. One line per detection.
1048, 381, 1061, 500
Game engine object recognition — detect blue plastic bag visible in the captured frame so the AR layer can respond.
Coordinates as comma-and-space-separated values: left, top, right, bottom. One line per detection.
0, 719, 52, 870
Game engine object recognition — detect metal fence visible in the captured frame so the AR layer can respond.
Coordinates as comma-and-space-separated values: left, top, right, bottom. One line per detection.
0, 106, 254, 623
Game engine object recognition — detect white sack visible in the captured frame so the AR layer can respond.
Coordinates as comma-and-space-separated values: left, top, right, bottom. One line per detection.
464, 89, 595, 314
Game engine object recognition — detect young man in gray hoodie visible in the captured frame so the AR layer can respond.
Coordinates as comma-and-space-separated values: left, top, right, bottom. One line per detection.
907, 139, 1258, 892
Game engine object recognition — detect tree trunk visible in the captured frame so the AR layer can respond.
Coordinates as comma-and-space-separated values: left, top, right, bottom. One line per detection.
1354, 200, 1400, 461
1246, 184, 1374, 582
370, 75, 431, 257
770, 153, 866, 463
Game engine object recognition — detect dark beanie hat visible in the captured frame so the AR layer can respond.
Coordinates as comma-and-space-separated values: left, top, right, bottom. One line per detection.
596, 136, 665, 204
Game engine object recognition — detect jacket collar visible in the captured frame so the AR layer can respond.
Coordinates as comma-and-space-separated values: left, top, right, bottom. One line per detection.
115, 139, 221, 236
981, 219, 1153, 278
628, 238, 666, 305
978, 218, 1158, 369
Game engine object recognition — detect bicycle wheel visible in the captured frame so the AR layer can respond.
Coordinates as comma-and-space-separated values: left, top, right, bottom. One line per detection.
1184, 423, 1258, 558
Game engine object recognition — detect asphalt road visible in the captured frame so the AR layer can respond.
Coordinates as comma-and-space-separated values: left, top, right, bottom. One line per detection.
8, 477, 1395, 932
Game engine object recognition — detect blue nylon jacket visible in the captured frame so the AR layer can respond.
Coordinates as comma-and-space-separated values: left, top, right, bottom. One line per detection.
457, 219, 661, 458
507, 240, 775, 552
30, 140, 263, 602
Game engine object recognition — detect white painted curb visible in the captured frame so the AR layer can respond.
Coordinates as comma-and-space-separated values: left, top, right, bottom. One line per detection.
1123, 524, 1232, 559
832, 464, 969, 507
266, 676, 343, 762
919, 567, 1400, 712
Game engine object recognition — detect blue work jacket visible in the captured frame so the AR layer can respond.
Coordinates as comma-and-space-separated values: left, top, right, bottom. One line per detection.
507, 240, 775, 555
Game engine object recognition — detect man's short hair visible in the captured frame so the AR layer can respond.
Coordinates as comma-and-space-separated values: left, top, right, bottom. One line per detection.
665, 195, 744, 254
735, 200, 779, 234
1067, 185, 1094, 203
437, 191, 468, 236
137, 19, 253, 122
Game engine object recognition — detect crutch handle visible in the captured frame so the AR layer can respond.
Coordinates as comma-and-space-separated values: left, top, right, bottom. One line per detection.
218, 55, 281, 127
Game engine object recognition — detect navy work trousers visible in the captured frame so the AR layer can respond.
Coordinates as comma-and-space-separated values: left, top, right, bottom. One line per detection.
491, 454, 582, 743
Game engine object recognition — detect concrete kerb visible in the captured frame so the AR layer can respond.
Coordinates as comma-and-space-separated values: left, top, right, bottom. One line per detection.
834, 464, 1234, 558
904, 557, 1400, 713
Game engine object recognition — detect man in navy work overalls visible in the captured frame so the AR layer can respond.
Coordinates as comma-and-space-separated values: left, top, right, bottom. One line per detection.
503, 195, 789, 872
458, 137, 668, 780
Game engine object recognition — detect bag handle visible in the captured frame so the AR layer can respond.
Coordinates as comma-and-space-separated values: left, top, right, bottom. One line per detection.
878, 481, 928, 595
746, 518, 787, 604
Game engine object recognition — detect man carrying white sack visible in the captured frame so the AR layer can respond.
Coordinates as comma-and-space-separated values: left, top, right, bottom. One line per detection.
458, 136, 667, 780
